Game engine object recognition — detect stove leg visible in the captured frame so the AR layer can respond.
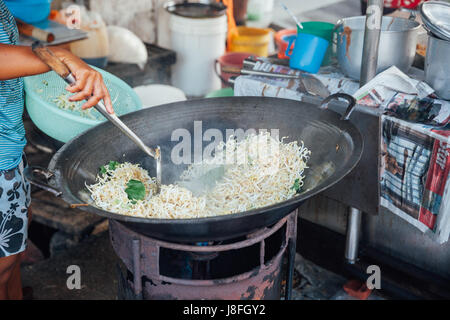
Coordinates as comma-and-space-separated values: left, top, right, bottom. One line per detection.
285, 210, 298, 300
285, 238, 296, 300
345, 207, 362, 264
132, 239, 143, 299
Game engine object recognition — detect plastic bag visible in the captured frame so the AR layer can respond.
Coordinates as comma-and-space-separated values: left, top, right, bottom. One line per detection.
107, 25, 148, 70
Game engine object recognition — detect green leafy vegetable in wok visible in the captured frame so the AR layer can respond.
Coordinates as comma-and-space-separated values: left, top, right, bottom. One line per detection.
291, 178, 301, 193
108, 161, 119, 170
99, 161, 120, 175
125, 179, 146, 202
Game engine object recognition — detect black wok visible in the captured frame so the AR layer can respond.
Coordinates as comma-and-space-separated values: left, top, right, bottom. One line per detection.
27, 96, 363, 242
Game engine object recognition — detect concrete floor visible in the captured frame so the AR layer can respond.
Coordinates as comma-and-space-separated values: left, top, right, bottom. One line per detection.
21, 231, 118, 300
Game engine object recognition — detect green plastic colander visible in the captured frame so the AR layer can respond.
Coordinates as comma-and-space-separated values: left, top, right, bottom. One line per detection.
24, 66, 142, 143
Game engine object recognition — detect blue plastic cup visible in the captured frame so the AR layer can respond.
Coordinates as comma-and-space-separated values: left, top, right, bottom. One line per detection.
285, 33, 329, 74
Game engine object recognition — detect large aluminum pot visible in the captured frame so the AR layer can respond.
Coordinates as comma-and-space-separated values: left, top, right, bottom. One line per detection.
336, 16, 420, 80
425, 35, 450, 100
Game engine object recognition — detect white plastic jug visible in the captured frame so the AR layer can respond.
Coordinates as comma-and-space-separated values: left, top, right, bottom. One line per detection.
169, 14, 227, 97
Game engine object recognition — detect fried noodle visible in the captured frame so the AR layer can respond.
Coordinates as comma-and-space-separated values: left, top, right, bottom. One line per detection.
87, 132, 310, 219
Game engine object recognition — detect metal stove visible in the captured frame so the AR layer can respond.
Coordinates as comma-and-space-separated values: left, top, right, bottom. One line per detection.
110, 210, 298, 300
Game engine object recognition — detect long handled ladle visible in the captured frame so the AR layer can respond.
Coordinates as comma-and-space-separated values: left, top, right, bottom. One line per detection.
32, 42, 162, 190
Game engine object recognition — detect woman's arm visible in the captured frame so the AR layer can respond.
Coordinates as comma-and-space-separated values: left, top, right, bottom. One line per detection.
0, 44, 50, 79
0, 44, 113, 113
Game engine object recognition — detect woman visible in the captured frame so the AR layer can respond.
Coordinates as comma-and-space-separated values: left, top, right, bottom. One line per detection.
0, 1, 113, 299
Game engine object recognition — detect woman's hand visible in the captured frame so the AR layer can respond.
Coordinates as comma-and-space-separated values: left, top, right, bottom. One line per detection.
0, 44, 113, 113
54, 49, 114, 114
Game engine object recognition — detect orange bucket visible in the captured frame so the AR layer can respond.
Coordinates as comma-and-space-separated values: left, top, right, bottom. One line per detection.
229, 26, 272, 57
275, 29, 297, 59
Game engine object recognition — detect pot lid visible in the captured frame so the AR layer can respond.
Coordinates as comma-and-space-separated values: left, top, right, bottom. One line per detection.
420, 1, 450, 41
166, 2, 227, 18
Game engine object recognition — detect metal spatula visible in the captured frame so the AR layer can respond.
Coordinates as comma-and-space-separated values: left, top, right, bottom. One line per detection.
31, 42, 162, 189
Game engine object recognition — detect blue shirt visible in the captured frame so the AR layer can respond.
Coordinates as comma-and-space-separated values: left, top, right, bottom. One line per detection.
0, 0, 26, 170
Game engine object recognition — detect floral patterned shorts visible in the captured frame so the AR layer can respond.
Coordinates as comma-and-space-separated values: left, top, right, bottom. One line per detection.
0, 156, 31, 258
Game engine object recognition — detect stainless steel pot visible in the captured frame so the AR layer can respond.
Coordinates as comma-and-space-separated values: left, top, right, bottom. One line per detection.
336, 15, 420, 80
425, 35, 450, 100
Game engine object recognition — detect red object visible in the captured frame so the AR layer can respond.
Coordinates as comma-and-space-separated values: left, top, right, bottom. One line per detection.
275, 29, 297, 59
215, 52, 252, 88
383, 0, 425, 9
343, 280, 372, 300
419, 136, 450, 229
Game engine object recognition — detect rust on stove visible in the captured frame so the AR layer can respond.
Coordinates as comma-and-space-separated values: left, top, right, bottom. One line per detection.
243, 286, 257, 299
111, 210, 298, 300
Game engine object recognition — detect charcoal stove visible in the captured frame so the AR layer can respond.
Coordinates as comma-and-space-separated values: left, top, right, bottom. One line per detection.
111, 210, 298, 300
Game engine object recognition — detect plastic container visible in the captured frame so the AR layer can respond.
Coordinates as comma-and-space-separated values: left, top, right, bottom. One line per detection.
24, 66, 142, 143
156, 0, 172, 49
285, 33, 329, 74
280, 35, 297, 59
275, 29, 297, 59
133, 85, 187, 108
233, 0, 249, 25
215, 52, 252, 88
170, 13, 227, 97
247, 0, 265, 21
229, 26, 272, 57
4, 0, 52, 24
297, 21, 335, 66
205, 87, 234, 98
